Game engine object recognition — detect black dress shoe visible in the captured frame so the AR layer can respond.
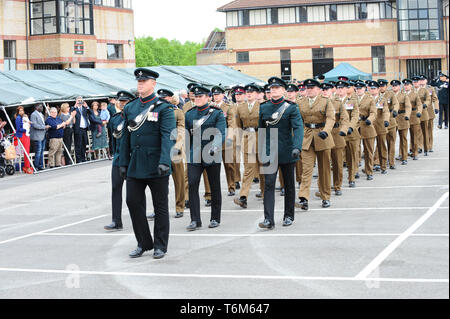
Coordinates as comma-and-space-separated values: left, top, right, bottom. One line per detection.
104, 222, 123, 231
381, 170, 387, 174
175, 212, 184, 218
429, 149, 434, 153
282, 217, 294, 227
374, 165, 381, 172
413, 156, 418, 160
418, 148, 423, 154
235, 182, 240, 190
153, 249, 165, 259
395, 156, 401, 161
209, 220, 220, 228
146, 212, 155, 220
401, 160, 407, 165
234, 197, 247, 208
185, 200, 190, 208
258, 219, 274, 230
296, 198, 308, 211
187, 221, 201, 231
228, 191, 235, 197
205, 200, 212, 207
322, 200, 331, 208
129, 247, 147, 258
349, 181, 356, 188
275, 186, 281, 191
253, 177, 259, 184
280, 188, 285, 196
313, 173, 318, 178
255, 192, 263, 198
424, 152, 428, 156
335, 190, 342, 196
367, 175, 374, 181
355, 173, 360, 179
389, 166, 396, 170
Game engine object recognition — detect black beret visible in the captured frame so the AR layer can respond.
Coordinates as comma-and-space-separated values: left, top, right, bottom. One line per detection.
267, 77, 287, 89
368, 80, 380, 88
134, 68, 159, 81
303, 78, 321, 88
390, 80, 401, 86
402, 79, 413, 85
192, 86, 210, 96
157, 89, 174, 98
354, 81, 366, 88
335, 81, 348, 88
245, 83, 259, 92
412, 76, 421, 81
117, 90, 135, 101
264, 84, 271, 92
187, 83, 201, 92
320, 82, 334, 90
378, 79, 389, 85
317, 74, 325, 80
211, 86, 225, 95
286, 83, 299, 92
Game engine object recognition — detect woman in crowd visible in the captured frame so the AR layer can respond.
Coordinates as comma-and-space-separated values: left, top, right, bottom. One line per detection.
14, 106, 33, 174
59, 103, 76, 166
90, 101, 108, 159
45, 107, 66, 168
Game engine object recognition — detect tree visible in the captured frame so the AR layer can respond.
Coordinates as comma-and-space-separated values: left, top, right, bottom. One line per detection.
135, 36, 204, 67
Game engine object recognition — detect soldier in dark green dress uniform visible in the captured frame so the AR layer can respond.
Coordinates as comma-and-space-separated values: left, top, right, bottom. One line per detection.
185, 86, 227, 231
104, 90, 135, 232
258, 77, 303, 229
119, 68, 176, 259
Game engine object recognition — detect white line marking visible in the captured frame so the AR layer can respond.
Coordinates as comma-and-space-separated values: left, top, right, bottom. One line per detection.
0, 267, 446, 284
198, 185, 450, 192
355, 192, 450, 280
37, 233, 450, 238
0, 215, 108, 245
217, 207, 449, 213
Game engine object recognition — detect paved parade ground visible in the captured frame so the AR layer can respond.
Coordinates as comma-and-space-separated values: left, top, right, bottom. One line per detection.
0, 128, 448, 299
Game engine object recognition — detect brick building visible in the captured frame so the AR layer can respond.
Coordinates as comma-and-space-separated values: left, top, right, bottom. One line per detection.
0, 0, 135, 70
197, 0, 449, 81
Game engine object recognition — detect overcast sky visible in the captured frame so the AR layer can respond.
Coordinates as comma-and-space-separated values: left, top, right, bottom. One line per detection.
133, 0, 230, 43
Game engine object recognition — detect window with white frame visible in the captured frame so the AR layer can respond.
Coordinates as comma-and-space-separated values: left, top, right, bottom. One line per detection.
249, 9, 267, 25
226, 11, 238, 27
337, 4, 355, 21
278, 7, 296, 24
367, 3, 381, 19
307, 6, 325, 22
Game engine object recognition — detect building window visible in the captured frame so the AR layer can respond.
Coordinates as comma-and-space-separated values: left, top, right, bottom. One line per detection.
299, 6, 308, 22
328, 5, 337, 21
372, 46, 386, 74
34, 63, 63, 70
356, 3, 368, 19
337, 4, 356, 20
267, 8, 278, 24
367, 3, 381, 19
236, 51, 249, 63
97, 0, 132, 8
4, 40, 17, 71
307, 6, 325, 22
312, 48, 333, 60
238, 10, 250, 26
30, 0, 93, 35
278, 7, 296, 24
227, 11, 238, 27
398, 0, 441, 41
107, 44, 123, 60
249, 9, 267, 25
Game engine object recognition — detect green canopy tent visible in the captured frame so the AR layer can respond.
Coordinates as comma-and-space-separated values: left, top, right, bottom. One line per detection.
323, 63, 372, 82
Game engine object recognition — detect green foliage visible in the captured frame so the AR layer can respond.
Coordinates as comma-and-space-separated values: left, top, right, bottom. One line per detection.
135, 37, 204, 67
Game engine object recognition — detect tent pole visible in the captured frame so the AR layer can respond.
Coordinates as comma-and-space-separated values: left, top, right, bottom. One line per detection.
43, 102, 75, 166
1, 106, 37, 174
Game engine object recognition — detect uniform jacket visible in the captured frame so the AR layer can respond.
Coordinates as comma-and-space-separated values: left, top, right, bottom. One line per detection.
109, 111, 125, 167
373, 95, 390, 135
417, 87, 431, 122
342, 95, 360, 141
357, 94, 377, 139
183, 101, 195, 113
298, 95, 334, 152
119, 93, 176, 179
395, 91, 412, 131
426, 85, 438, 120
215, 100, 235, 147
259, 98, 303, 164
185, 104, 226, 167
436, 80, 449, 103
235, 101, 260, 155
330, 96, 350, 149
172, 106, 185, 164
406, 90, 423, 126
380, 90, 399, 129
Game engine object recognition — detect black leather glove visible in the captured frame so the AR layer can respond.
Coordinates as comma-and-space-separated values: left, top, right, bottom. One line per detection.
157, 164, 170, 176
175, 148, 182, 155
292, 148, 300, 159
435, 109, 439, 114
365, 119, 372, 125
225, 138, 233, 148
209, 146, 218, 156
318, 131, 328, 140
405, 116, 410, 121
339, 131, 346, 137
384, 121, 389, 127
119, 167, 127, 179
347, 127, 353, 135
416, 112, 422, 118
393, 110, 398, 118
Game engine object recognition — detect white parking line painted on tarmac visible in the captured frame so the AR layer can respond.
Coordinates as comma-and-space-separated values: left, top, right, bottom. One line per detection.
217, 207, 449, 213
37, 233, 449, 238
355, 192, 450, 280
0, 214, 108, 245
0, 267, 447, 284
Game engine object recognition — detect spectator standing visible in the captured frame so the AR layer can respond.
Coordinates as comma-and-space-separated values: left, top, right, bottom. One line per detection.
437, 73, 449, 129
30, 104, 47, 171
72, 96, 90, 163
45, 107, 66, 168
90, 101, 108, 159
14, 106, 33, 174
0, 115, 7, 139
179, 89, 189, 104
59, 103, 76, 166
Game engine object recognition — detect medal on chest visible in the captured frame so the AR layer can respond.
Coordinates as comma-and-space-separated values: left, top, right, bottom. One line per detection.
147, 112, 159, 122
345, 103, 354, 110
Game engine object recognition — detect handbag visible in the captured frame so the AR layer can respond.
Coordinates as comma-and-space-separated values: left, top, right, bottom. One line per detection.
5, 145, 17, 160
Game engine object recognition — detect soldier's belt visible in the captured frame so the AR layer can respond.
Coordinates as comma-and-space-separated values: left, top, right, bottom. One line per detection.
398, 110, 406, 114
360, 116, 368, 121
243, 127, 258, 132
333, 123, 340, 128
389, 109, 393, 112
305, 123, 325, 129
412, 108, 417, 111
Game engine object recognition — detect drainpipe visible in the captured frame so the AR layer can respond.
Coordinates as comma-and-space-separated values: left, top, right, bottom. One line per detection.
25, 0, 30, 70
